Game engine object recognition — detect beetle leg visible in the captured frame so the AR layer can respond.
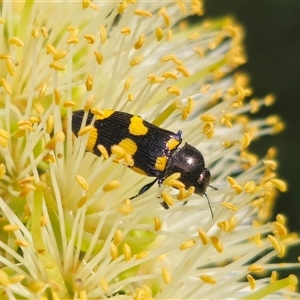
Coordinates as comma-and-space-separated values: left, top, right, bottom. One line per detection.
130, 178, 158, 200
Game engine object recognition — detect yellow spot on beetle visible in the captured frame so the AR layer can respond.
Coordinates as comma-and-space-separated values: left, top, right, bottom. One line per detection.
155, 156, 167, 172
94, 109, 114, 120
119, 138, 138, 156
86, 127, 98, 152
166, 137, 180, 151
129, 116, 148, 136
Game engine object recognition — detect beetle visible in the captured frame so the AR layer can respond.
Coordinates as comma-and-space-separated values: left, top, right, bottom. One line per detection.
72, 109, 215, 216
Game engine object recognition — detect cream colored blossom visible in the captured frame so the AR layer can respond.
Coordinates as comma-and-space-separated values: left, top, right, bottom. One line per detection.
0, 1, 299, 299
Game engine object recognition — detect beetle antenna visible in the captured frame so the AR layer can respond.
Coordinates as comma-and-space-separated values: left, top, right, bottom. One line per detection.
209, 185, 218, 190
204, 193, 214, 219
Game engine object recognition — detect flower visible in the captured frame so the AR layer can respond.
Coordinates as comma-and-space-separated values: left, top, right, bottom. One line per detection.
0, 1, 299, 299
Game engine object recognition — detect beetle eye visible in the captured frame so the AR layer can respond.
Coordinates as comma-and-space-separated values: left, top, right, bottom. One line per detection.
195, 168, 211, 195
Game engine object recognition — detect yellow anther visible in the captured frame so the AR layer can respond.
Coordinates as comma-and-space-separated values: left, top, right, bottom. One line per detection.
129, 55, 143, 66
77, 196, 87, 208
0, 129, 10, 139
264, 94, 275, 106
0, 164, 6, 179
247, 274, 256, 290
194, 46, 204, 57
120, 27, 131, 35
270, 271, 277, 283
15, 239, 29, 247
63, 101, 76, 108
273, 221, 287, 238
18, 120, 32, 130
202, 122, 214, 137
210, 236, 223, 252
117, 199, 134, 215
263, 160, 277, 170
5, 59, 14, 76
163, 173, 181, 183
176, 2, 186, 14
123, 243, 131, 261
200, 85, 210, 93
156, 27, 164, 42
134, 10, 152, 18
124, 76, 133, 91
111, 145, 126, 158
0, 18, 5, 24
0, 269, 10, 287
134, 34, 145, 50
85, 73, 93, 91
240, 132, 252, 149
270, 178, 287, 192
244, 181, 256, 193
94, 51, 103, 65
46, 114, 54, 134
158, 8, 170, 27
164, 179, 185, 189
29, 116, 41, 123
97, 145, 109, 159
268, 235, 285, 258
135, 251, 149, 260
3, 224, 20, 232
53, 88, 61, 105
75, 175, 89, 191
166, 29, 172, 42
0, 78, 12, 94
110, 243, 118, 260
49, 61, 65, 71
103, 180, 121, 192
53, 50, 68, 61
154, 216, 162, 231
45, 131, 65, 150
162, 72, 178, 80
247, 264, 263, 272
82, 0, 90, 9
217, 221, 229, 232
66, 36, 79, 44
254, 233, 262, 247
198, 228, 209, 245
188, 33, 200, 40
113, 229, 122, 246
176, 65, 189, 77
127, 93, 134, 102
250, 99, 260, 113
147, 74, 164, 84
84, 34, 96, 44
42, 154, 55, 163
221, 202, 238, 211
161, 267, 172, 284
40, 215, 47, 227
276, 214, 285, 225
38, 83, 47, 98
8, 37, 23, 47
99, 25, 107, 44
179, 239, 196, 250
46, 44, 56, 55
78, 125, 94, 136
236, 85, 245, 101
226, 176, 237, 186
118, 2, 129, 14
161, 191, 174, 206
200, 114, 217, 123
199, 274, 217, 284
166, 85, 180, 96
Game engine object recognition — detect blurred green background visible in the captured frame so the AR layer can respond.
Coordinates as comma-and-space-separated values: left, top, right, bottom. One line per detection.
205, 0, 300, 284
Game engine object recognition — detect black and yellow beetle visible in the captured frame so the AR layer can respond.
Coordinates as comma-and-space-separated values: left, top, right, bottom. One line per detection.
72, 109, 215, 215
